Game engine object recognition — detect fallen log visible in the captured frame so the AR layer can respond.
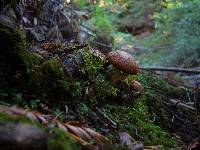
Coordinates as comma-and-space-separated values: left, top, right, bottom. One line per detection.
140, 67, 200, 74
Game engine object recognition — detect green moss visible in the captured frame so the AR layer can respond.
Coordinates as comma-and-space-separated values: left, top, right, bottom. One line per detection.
47, 128, 81, 150
104, 97, 179, 148
80, 48, 107, 76
128, 73, 187, 97
0, 23, 42, 90
0, 112, 42, 128
105, 72, 188, 148
27, 58, 69, 95
19, 50, 42, 73
41, 58, 65, 78
79, 49, 119, 104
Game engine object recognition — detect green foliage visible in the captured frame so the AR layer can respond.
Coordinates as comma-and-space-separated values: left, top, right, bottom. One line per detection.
0, 92, 41, 110
90, 5, 115, 35
79, 102, 90, 115
75, 0, 118, 43
11, 93, 27, 107
120, 0, 162, 18
142, 0, 200, 67
29, 99, 41, 109
0, 24, 31, 88
73, 0, 86, 8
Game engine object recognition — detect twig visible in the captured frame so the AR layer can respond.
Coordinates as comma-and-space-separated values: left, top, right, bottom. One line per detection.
95, 107, 117, 128
169, 99, 196, 111
52, 112, 63, 122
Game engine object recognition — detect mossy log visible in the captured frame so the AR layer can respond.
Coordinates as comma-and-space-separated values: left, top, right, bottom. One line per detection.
0, 113, 81, 150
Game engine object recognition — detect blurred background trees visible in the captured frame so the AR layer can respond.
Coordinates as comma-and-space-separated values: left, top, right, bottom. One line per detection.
73, 0, 200, 67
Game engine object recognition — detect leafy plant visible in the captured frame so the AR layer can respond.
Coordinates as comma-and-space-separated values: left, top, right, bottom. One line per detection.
141, 0, 200, 67
73, 0, 86, 8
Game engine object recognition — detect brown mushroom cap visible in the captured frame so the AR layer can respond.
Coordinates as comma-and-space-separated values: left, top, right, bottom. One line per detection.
106, 50, 139, 74
130, 80, 143, 93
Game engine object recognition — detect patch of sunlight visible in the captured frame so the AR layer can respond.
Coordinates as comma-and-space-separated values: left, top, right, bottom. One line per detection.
114, 36, 124, 43
99, 0, 113, 7
123, 44, 133, 49
165, 0, 183, 9
122, 3, 128, 9
64, 0, 70, 4
99, 0, 105, 7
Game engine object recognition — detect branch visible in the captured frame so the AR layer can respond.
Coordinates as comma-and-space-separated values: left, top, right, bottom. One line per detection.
140, 67, 200, 74
169, 99, 196, 112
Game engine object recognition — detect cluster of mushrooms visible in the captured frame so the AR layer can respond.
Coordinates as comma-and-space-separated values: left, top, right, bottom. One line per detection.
106, 50, 143, 94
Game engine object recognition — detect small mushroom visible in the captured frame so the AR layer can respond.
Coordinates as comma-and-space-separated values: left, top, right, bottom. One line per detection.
129, 80, 143, 93
106, 50, 139, 74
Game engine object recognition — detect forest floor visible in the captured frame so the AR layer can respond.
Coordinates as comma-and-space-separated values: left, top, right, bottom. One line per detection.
0, 0, 199, 150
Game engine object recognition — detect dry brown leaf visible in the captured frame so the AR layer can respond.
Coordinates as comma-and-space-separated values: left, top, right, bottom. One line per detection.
56, 120, 68, 131
65, 124, 92, 140
65, 124, 83, 137
76, 126, 92, 140
34, 112, 48, 124
10, 106, 27, 115
69, 133, 96, 150
83, 127, 109, 144
144, 146, 159, 150
66, 120, 86, 126
65, 124, 109, 144
25, 111, 39, 122
0, 105, 108, 149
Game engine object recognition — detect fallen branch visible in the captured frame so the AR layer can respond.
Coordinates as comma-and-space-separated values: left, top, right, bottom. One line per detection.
169, 99, 196, 112
140, 67, 200, 74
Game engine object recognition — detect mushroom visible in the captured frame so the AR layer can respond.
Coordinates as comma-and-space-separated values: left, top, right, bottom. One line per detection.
106, 50, 139, 74
129, 80, 143, 93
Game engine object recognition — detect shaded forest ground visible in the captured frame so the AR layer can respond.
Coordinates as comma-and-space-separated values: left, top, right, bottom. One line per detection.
0, 0, 200, 150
